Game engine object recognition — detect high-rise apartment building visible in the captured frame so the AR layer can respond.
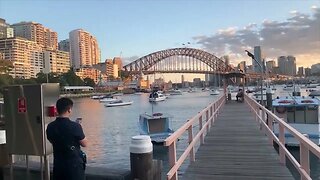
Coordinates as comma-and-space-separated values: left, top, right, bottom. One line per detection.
297, 67, 304, 76
69, 29, 100, 69
11, 21, 58, 50
311, 63, 320, 75
238, 61, 246, 72
266, 60, 275, 73
287, 56, 296, 76
277, 56, 287, 75
305, 68, 311, 76
0, 37, 43, 78
43, 50, 70, 74
75, 67, 102, 83
113, 57, 123, 70
58, 39, 70, 52
0, 18, 14, 39
253, 46, 263, 73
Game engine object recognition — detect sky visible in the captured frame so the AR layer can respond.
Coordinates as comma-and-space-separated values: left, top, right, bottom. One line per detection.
0, 0, 319, 70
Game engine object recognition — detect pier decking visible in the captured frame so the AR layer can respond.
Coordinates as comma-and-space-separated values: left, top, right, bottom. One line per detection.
182, 101, 294, 180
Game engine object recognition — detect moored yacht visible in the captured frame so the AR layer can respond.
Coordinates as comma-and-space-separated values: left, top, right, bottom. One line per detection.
149, 91, 166, 102
272, 96, 320, 146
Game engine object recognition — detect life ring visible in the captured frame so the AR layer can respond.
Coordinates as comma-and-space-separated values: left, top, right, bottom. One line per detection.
276, 107, 286, 114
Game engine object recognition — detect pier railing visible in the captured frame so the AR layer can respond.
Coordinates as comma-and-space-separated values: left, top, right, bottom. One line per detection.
245, 94, 320, 180
164, 94, 225, 180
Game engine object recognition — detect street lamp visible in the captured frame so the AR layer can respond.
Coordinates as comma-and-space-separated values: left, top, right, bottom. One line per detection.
245, 50, 264, 106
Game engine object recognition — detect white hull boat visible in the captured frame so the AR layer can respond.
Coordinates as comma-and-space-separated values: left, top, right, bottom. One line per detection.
104, 100, 133, 107
149, 91, 166, 102
210, 89, 220, 95
99, 98, 119, 103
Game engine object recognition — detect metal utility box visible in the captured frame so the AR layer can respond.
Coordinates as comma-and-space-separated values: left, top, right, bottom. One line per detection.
3, 83, 59, 156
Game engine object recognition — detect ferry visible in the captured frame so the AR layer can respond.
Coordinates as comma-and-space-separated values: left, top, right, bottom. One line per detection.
272, 96, 320, 146
139, 112, 174, 144
104, 100, 133, 107
149, 91, 166, 102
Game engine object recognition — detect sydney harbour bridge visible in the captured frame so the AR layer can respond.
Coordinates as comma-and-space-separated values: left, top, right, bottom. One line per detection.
122, 47, 285, 80
123, 48, 235, 76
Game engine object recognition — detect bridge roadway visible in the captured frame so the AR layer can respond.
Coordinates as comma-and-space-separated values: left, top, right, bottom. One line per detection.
182, 101, 294, 180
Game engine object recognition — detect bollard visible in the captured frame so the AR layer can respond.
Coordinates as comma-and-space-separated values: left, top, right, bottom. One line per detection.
266, 88, 273, 110
292, 86, 301, 96
130, 135, 153, 180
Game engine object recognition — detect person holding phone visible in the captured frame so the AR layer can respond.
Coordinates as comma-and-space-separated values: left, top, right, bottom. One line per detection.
46, 97, 88, 180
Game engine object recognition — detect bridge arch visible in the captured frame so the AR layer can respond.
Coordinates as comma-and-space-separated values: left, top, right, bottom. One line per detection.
123, 48, 234, 75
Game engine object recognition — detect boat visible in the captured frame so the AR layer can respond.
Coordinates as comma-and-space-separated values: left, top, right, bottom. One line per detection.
149, 91, 166, 102
283, 84, 294, 91
167, 89, 182, 95
272, 96, 320, 146
99, 98, 119, 103
104, 100, 133, 107
210, 89, 220, 95
91, 95, 105, 99
139, 112, 174, 144
309, 90, 320, 97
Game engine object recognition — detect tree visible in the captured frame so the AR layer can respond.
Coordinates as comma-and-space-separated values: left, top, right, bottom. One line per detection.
83, 77, 95, 87
62, 70, 84, 86
0, 59, 13, 74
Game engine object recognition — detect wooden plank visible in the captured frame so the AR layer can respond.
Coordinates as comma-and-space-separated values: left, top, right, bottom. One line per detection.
182, 101, 294, 180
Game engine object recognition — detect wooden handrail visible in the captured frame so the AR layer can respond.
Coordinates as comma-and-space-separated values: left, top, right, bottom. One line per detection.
244, 94, 320, 180
164, 94, 226, 180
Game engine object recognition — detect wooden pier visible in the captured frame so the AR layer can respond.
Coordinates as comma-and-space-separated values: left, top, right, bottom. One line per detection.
182, 101, 294, 180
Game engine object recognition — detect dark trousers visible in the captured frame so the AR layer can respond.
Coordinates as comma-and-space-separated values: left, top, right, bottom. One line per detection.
53, 161, 85, 180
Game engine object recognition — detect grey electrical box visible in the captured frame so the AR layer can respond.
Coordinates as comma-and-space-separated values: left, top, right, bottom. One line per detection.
3, 83, 59, 156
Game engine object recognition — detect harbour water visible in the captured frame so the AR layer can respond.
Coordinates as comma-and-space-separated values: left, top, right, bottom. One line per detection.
70, 86, 320, 179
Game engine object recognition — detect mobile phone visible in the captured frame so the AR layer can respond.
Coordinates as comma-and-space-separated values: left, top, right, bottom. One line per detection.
76, 117, 82, 124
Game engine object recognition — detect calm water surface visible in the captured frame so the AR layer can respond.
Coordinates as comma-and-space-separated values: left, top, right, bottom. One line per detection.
70, 86, 320, 179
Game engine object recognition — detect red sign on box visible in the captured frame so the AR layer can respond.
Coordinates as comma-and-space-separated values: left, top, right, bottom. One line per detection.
18, 97, 27, 113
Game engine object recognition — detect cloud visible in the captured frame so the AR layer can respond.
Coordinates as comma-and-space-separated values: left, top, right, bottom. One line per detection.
194, 7, 320, 67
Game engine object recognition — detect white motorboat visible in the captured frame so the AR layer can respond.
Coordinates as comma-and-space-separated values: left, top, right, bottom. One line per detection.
210, 89, 220, 95
167, 89, 182, 95
104, 100, 133, 107
149, 91, 166, 102
272, 96, 320, 146
283, 84, 294, 91
91, 95, 105, 99
99, 98, 119, 103
309, 90, 320, 97
139, 112, 174, 144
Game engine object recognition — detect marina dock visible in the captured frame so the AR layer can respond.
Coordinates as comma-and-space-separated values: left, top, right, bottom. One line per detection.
182, 101, 294, 180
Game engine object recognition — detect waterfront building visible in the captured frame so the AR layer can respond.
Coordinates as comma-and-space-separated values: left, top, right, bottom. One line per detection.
0, 18, 14, 39
58, 39, 70, 52
253, 46, 264, 73
75, 67, 102, 83
11, 21, 58, 50
266, 60, 276, 73
238, 61, 246, 73
311, 63, 320, 75
277, 56, 287, 75
113, 57, 123, 70
69, 29, 100, 69
297, 67, 304, 77
305, 68, 311, 77
287, 56, 297, 76
43, 50, 70, 74
0, 37, 43, 78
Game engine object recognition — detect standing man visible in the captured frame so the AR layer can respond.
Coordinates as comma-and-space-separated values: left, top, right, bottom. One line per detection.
46, 97, 88, 180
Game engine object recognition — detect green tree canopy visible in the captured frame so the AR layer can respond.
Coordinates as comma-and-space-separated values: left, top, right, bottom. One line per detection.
0, 59, 13, 74
83, 77, 95, 87
62, 70, 84, 86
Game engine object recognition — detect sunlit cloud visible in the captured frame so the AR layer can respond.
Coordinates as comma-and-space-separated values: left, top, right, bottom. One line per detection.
194, 8, 320, 67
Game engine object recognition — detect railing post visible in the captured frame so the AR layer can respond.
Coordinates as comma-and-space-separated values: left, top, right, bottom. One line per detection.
206, 110, 209, 131
300, 142, 310, 180
199, 115, 204, 145
188, 126, 195, 162
168, 141, 177, 180
279, 123, 285, 165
